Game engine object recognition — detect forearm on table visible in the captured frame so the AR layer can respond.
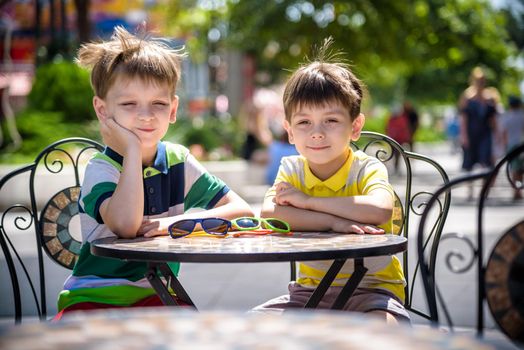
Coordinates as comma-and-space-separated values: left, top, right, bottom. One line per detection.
305, 194, 393, 226
261, 200, 341, 231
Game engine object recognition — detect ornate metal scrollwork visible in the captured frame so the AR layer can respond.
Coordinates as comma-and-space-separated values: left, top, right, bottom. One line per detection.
361, 139, 396, 163
440, 232, 477, 274
1, 204, 34, 232
42, 148, 72, 174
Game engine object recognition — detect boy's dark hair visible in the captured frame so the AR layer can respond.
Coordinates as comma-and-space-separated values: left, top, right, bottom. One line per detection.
76, 26, 185, 98
283, 38, 364, 121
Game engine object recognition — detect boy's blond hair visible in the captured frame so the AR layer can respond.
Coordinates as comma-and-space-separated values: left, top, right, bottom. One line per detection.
77, 26, 185, 98
283, 39, 364, 122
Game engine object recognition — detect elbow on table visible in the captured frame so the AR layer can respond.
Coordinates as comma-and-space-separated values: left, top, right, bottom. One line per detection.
375, 207, 394, 226
106, 221, 140, 239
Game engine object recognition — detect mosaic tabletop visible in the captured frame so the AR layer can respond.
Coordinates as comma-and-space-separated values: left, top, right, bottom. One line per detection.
0, 309, 493, 350
91, 233, 407, 263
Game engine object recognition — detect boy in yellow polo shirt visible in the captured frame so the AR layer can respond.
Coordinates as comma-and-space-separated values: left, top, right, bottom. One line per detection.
254, 41, 409, 323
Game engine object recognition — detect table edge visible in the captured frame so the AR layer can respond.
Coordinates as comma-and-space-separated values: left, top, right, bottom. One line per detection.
91, 235, 408, 263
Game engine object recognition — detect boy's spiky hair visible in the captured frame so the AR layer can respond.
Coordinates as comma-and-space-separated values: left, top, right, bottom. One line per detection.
76, 26, 186, 98
283, 37, 365, 121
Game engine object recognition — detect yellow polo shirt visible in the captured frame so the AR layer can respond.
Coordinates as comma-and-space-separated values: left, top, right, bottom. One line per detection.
267, 149, 406, 302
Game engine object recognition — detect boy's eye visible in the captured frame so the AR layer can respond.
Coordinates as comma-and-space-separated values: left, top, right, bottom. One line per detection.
120, 102, 136, 106
295, 119, 310, 125
153, 102, 168, 106
326, 118, 339, 123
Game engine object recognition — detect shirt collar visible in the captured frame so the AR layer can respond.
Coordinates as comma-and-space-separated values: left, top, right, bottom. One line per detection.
104, 141, 168, 174
304, 148, 354, 192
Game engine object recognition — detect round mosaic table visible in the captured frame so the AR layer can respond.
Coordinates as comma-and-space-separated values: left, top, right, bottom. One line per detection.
91, 232, 407, 263
91, 232, 407, 309
0, 309, 493, 350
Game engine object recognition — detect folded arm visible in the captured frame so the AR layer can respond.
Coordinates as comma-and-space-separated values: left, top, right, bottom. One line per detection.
274, 182, 393, 226
261, 192, 385, 235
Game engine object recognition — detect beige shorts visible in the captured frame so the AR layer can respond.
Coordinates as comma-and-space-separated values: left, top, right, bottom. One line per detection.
252, 282, 410, 322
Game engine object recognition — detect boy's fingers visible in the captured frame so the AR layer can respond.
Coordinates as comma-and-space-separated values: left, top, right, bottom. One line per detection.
143, 229, 157, 238
144, 229, 167, 238
351, 225, 364, 234
365, 226, 385, 235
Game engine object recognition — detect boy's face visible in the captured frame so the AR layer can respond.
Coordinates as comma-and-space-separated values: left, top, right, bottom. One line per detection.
284, 101, 364, 177
93, 75, 178, 151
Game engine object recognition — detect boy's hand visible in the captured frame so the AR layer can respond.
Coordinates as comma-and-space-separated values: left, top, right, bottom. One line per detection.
275, 182, 310, 208
137, 218, 171, 237
332, 217, 385, 235
100, 117, 141, 155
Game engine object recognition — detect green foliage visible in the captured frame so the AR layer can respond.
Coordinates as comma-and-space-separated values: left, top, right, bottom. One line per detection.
362, 115, 387, 134
224, 0, 522, 104
414, 127, 446, 143
27, 61, 95, 122
164, 115, 244, 158
0, 110, 100, 164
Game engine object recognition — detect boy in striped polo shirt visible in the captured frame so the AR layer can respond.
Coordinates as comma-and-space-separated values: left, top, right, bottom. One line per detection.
254, 41, 409, 323
56, 27, 254, 319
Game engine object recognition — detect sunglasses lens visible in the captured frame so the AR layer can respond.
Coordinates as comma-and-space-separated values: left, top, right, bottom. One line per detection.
202, 219, 230, 235
265, 219, 290, 231
235, 217, 260, 229
170, 220, 195, 237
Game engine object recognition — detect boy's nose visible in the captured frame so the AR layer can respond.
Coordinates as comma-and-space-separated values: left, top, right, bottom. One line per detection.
137, 107, 154, 120
310, 125, 325, 139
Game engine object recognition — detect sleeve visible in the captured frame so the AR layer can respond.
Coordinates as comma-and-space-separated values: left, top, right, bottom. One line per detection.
264, 156, 296, 200
183, 152, 230, 211
80, 156, 119, 224
358, 157, 394, 198
359, 157, 397, 234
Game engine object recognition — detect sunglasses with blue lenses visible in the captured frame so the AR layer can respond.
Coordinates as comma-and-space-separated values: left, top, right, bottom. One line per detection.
168, 218, 231, 239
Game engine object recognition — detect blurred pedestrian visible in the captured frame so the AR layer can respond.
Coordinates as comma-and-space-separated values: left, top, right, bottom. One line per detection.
499, 95, 524, 200
240, 98, 273, 161
386, 106, 411, 174
444, 107, 461, 153
459, 67, 498, 169
403, 101, 419, 151
458, 66, 498, 198
265, 130, 298, 185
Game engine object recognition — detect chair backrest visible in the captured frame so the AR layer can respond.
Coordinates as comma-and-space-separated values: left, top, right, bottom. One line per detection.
289, 131, 451, 319
417, 142, 524, 342
0, 137, 103, 323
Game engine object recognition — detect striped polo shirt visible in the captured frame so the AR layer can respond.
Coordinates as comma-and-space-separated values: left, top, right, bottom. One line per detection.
268, 149, 406, 302
58, 141, 229, 311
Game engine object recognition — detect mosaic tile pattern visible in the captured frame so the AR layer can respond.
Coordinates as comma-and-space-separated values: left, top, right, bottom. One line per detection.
40, 186, 82, 269
0, 309, 493, 350
92, 233, 406, 262
485, 220, 524, 342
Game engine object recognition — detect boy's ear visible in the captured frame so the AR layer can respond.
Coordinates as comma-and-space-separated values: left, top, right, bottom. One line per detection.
283, 119, 295, 144
169, 95, 179, 124
350, 113, 365, 141
93, 96, 108, 122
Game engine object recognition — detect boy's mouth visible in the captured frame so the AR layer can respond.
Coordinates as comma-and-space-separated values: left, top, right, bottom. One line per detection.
307, 145, 329, 151
137, 128, 155, 133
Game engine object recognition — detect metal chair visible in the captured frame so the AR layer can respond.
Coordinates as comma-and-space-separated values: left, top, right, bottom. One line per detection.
289, 131, 451, 319
418, 142, 524, 343
0, 138, 103, 323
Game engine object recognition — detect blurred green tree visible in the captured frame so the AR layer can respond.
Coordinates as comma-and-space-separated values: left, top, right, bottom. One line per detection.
223, 0, 521, 104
